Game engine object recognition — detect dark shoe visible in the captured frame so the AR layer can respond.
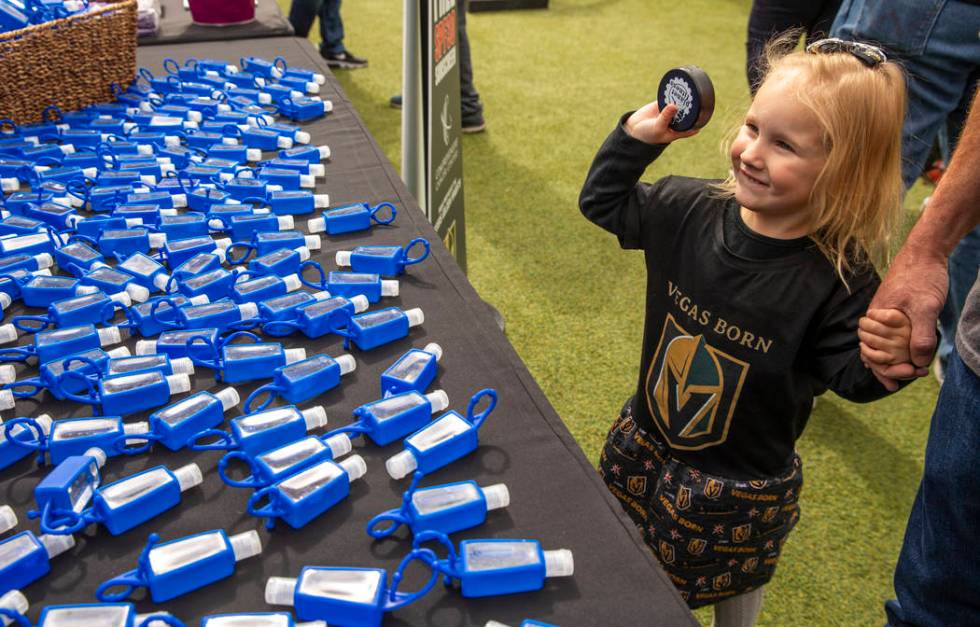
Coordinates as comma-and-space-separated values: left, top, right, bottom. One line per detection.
322, 50, 368, 69
461, 112, 486, 134
389, 95, 402, 109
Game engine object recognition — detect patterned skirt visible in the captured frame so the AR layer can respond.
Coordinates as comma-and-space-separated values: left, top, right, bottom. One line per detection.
599, 401, 803, 609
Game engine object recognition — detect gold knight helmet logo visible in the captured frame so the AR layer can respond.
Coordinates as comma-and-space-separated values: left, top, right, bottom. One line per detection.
627, 475, 647, 496
646, 315, 749, 450
659, 541, 676, 565
713, 572, 732, 590
676, 485, 693, 511
688, 538, 707, 555
732, 524, 752, 544
704, 478, 724, 499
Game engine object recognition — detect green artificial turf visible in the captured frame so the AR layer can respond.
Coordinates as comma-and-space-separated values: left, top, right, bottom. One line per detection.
282, 0, 939, 623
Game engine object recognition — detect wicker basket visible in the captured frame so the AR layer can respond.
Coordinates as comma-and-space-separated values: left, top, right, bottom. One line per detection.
0, 0, 137, 126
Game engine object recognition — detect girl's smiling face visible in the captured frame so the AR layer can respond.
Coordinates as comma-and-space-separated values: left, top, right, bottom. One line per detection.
730, 69, 829, 237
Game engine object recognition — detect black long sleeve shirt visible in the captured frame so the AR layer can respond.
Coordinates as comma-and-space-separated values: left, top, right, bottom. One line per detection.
580, 117, 898, 479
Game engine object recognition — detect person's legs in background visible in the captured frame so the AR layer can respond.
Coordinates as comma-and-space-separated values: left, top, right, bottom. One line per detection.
290, 0, 365, 68
288, 0, 319, 38
457, 0, 485, 132
711, 587, 765, 627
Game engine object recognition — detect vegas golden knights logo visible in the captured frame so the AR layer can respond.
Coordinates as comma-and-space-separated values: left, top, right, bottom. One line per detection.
676, 485, 692, 511
687, 538, 707, 556
659, 541, 676, 565
704, 478, 724, 499
627, 475, 647, 496
713, 572, 731, 590
619, 416, 636, 434
732, 523, 752, 544
749, 479, 768, 490
761, 506, 780, 523
646, 315, 749, 450
741, 557, 759, 573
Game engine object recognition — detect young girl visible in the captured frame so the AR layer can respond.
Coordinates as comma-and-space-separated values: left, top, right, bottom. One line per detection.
579, 40, 910, 624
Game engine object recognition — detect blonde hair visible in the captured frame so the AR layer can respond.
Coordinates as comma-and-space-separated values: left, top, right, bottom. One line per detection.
717, 36, 906, 284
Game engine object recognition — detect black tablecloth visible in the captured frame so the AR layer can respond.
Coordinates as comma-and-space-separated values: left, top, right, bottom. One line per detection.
0, 37, 696, 626
139, 0, 293, 46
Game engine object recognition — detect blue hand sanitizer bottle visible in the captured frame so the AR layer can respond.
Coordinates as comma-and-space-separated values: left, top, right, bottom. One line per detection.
191, 404, 329, 458
380, 343, 442, 397
332, 307, 425, 351
335, 390, 449, 447
323, 272, 398, 304
385, 389, 497, 479
334, 238, 430, 277
217, 433, 352, 489
306, 202, 396, 235
96, 529, 263, 602
84, 462, 204, 535
202, 613, 325, 627
367, 473, 510, 539
30, 447, 107, 534
119, 387, 240, 453
248, 454, 367, 529
243, 354, 355, 413
41, 416, 149, 464
0, 530, 75, 596
37, 604, 177, 627
58, 369, 192, 417
0, 415, 53, 470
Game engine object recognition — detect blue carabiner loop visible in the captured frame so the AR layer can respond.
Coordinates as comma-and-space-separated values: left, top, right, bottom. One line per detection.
242, 381, 285, 414
0, 118, 18, 135
41, 104, 64, 124
31, 501, 93, 536
111, 431, 160, 457
217, 450, 264, 488
222, 123, 243, 139
371, 202, 397, 226
224, 241, 257, 265
258, 319, 302, 338
412, 530, 459, 586
162, 58, 181, 76
239, 194, 270, 210
273, 56, 288, 73
366, 471, 423, 539
0, 608, 29, 627
11, 314, 51, 334
467, 388, 497, 429
5, 378, 46, 399
149, 297, 183, 330
99, 300, 128, 327
65, 176, 94, 203
95, 142, 120, 172
138, 614, 184, 627
298, 259, 327, 290
385, 546, 442, 612
327, 309, 353, 349
54, 366, 102, 406
403, 238, 430, 266
97, 533, 157, 601
138, 67, 156, 86
0, 347, 36, 364
247, 485, 284, 529
2, 417, 49, 465
186, 333, 221, 371
186, 428, 236, 452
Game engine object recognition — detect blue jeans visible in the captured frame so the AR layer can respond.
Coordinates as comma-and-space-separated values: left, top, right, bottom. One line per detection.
831, 0, 980, 189
288, 0, 345, 55
886, 349, 980, 625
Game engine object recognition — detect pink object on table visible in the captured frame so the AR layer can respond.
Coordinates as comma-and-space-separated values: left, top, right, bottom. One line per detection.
188, 0, 255, 26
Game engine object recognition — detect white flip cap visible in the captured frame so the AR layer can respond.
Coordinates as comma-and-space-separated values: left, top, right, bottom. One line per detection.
39, 533, 75, 559
317, 145, 331, 159
0, 390, 14, 411
314, 194, 329, 209
126, 283, 150, 303
77, 285, 100, 296
124, 218, 145, 228
312, 290, 331, 302
238, 302, 259, 321
123, 421, 149, 435
207, 219, 225, 231
386, 450, 418, 480
350, 295, 370, 313
229, 530, 263, 561
423, 343, 443, 361
140, 175, 157, 187
59, 143, 75, 154
148, 233, 167, 248
304, 235, 321, 250
301, 405, 328, 431
297, 246, 311, 261
106, 346, 131, 358
183, 121, 199, 130
214, 248, 228, 263
33, 269, 53, 277
425, 390, 449, 413
153, 273, 172, 292
484, 623, 510, 627
405, 308, 424, 328
109, 292, 133, 308
277, 215, 295, 230
0, 324, 18, 345
97, 326, 124, 346
299, 174, 314, 188
381, 280, 399, 298
166, 373, 192, 395
138, 144, 154, 155
264, 577, 296, 606
267, 185, 283, 193
309, 164, 325, 178
277, 136, 293, 149
189, 294, 211, 305
481, 484, 510, 511
324, 432, 352, 459
186, 110, 202, 122
302, 82, 319, 95
246, 148, 263, 162
34, 253, 54, 270
306, 217, 325, 234
322, 100, 334, 113
174, 463, 203, 492
83, 447, 107, 468
169, 357, 195, 375
284, 348, 306, 364
258, 93, 273, 105
334, 251, 351, 267
278, 274, 301, 293
35, 414, 53, 435
0, 365, 16, 385
340, 454, 366, 482
171, 193, 187, 208
0, 178, 19, 192
82, 167, 98, 178
135, 339, 155, 355
544, 549, 575, 578
0, 590, 27, 617
335, 354, 356, 376
0, 505, 17, 534
214, 237, 232, 250
164, 136, 181, 147
215, 387, 240, 411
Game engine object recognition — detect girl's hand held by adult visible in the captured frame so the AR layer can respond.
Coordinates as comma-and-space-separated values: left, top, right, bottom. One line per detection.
625, 102, 700, 145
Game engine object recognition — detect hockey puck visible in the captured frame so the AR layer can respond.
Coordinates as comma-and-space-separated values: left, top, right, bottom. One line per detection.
657, 65, 715, 132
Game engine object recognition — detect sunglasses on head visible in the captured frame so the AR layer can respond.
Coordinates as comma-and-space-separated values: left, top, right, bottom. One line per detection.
805, 38, 888, 67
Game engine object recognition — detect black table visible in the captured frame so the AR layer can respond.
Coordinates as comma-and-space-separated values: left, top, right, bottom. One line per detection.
139, 0, 293, 46
0, 37, 696, 626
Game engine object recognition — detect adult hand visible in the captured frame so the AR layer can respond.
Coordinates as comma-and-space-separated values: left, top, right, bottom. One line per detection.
862, 241, 946, 390
625, 102, 700, 145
